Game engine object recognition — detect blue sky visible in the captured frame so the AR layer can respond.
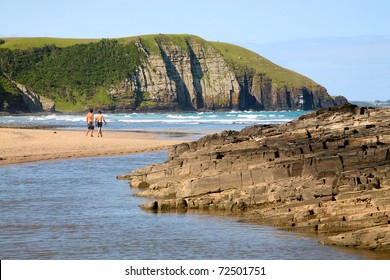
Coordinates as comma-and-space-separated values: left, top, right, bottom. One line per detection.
1, 0, 389, 101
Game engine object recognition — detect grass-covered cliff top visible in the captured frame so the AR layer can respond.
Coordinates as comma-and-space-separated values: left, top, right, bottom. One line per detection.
0, 34, 204, 51
0, 37, 100, 50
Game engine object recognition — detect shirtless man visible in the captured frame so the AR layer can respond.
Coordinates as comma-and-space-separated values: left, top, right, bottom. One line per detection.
95, 110, 107, 137
86, 109, 94, 137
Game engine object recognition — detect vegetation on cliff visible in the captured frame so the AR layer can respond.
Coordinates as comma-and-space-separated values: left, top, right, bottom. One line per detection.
0, 39, 144, 111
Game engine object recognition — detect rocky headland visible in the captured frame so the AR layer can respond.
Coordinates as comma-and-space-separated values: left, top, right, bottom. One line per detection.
1, 35, 347, 113
121, 104, 390, 251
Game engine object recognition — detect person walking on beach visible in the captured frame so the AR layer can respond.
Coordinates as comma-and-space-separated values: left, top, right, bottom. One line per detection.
86, 109, 94, 137
95, 110, 107, 137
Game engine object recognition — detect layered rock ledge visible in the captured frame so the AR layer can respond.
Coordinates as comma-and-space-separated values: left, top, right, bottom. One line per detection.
122, 104, 390, 251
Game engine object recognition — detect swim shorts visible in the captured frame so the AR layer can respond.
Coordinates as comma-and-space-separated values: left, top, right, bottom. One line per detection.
87, 122, 94, 130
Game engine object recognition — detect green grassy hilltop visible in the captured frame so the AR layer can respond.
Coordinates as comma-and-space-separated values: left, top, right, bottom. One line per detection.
0, 37, 100, 50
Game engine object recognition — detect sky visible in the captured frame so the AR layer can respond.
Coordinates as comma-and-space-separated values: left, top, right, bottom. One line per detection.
1, 0, 390, 101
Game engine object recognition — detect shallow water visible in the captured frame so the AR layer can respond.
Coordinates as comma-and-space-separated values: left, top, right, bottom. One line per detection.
0, 152, 388, 260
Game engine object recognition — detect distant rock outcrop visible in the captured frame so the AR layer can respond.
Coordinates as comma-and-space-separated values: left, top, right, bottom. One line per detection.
0, 72, 55, 113
123, 104, 390, 251
15, 83, 55, 112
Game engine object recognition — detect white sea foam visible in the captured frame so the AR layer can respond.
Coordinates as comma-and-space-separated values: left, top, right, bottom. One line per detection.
166, 114, 202, 119
28, 115, 84, 122
237, 114, 260, 119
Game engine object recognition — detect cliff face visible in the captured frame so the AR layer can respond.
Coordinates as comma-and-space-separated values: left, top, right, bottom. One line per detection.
123, 104, 390, 251
110, 38, 240, 110
108, 35, 346, 111
15, 83, 55, 112
239, 76, 339, 111
110, 37, 240, 110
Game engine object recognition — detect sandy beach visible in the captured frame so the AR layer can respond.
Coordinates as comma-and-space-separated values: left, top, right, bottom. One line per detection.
0, 127, 186, 165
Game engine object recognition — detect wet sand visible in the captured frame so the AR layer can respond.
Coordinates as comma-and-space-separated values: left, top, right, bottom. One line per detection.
0, 128, 185, 165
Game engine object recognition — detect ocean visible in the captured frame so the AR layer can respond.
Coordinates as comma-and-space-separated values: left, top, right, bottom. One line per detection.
0, 111, 305, 139
1, 111, 388, 259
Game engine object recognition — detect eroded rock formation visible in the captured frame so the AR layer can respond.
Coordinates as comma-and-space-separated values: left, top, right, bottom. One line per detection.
123, 104, 390, 250
16, 83, 55, 112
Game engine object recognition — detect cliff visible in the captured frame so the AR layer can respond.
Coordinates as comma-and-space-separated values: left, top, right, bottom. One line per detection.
0, 35, 347, 112
0, 72, 54, 113
112, 35, 347, 111
123, 104, 390, 251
